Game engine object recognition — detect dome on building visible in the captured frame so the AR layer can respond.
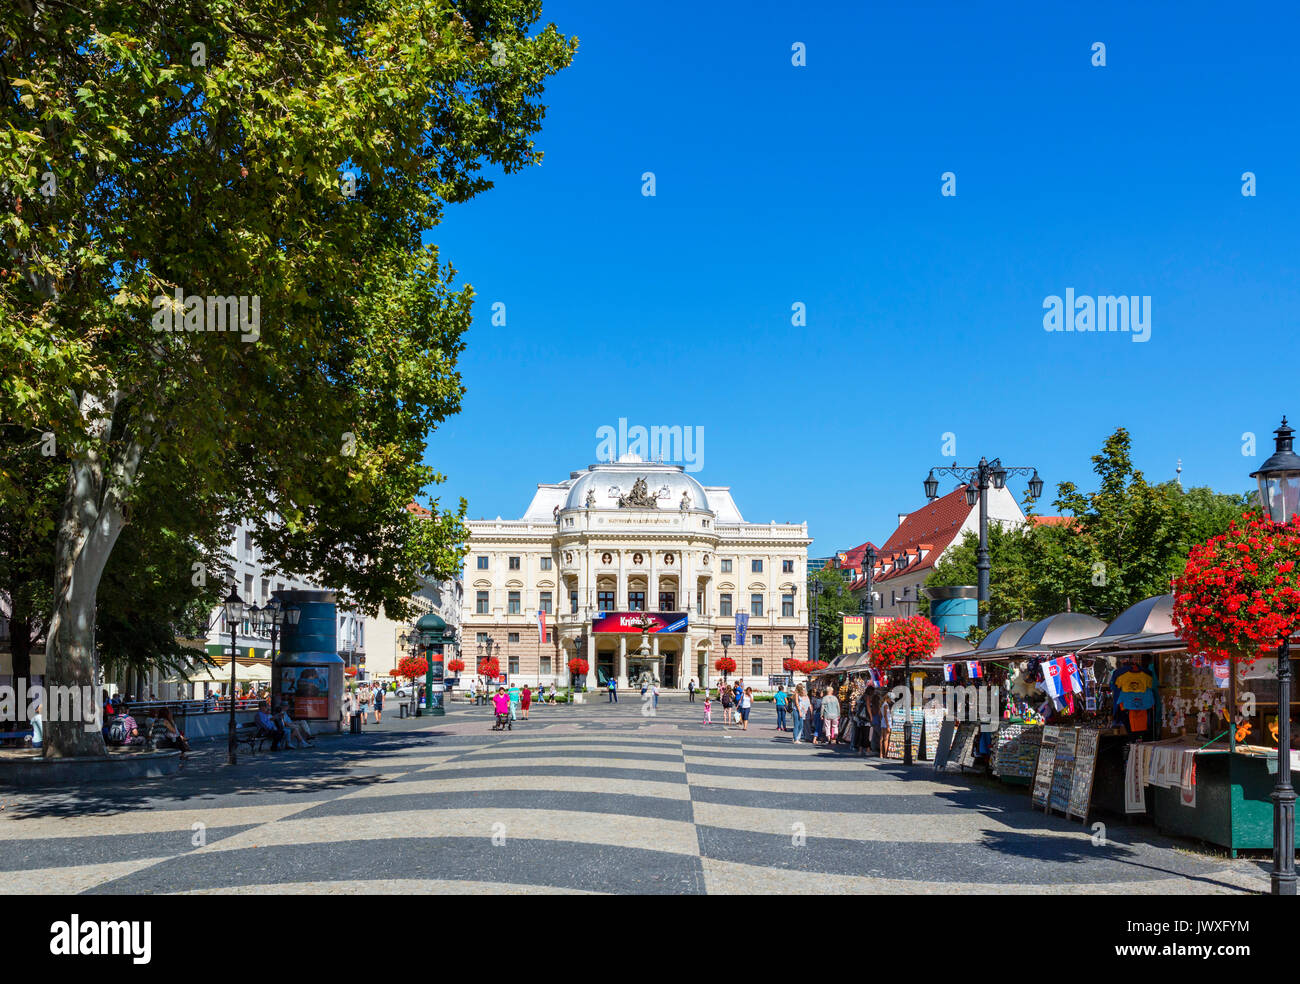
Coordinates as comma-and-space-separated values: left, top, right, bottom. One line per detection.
562, 460, 710, 512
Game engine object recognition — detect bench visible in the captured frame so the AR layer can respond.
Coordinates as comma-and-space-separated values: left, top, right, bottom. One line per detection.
0, 729, 34, 747
234, 723, 273, 753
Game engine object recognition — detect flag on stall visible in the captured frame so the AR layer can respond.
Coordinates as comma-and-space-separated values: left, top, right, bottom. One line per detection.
966, 660, 984, 679
943, 663, 956, 683
1042, 654, 1083, 700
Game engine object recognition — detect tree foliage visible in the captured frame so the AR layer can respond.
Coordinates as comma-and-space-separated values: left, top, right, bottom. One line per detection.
0, 0, 575, 754
808, 567, 859, 661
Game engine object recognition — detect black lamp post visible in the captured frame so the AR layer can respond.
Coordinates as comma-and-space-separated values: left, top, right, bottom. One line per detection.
721, 637, 730, 682
1250, 417, 1300, 896
923, 459, 1043, 631
223, 586, 245, 765
809, 577, 825, 663
575, 634, 587, 691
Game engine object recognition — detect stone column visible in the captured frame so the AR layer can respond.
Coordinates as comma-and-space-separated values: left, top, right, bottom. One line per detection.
618, 634, 628, 689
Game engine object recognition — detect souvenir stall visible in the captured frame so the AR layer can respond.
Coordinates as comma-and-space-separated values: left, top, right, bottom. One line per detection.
1135, 636, 1300, 854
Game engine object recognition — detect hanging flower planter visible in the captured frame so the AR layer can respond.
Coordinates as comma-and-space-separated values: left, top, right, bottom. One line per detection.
714, 655, 737, 677
870, 616, 940, 670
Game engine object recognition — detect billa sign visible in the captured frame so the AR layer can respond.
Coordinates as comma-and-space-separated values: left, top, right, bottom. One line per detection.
591, 612, 688, 634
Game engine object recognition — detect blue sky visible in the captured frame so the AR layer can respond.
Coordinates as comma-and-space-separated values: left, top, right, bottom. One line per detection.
423, 0, 1300, 553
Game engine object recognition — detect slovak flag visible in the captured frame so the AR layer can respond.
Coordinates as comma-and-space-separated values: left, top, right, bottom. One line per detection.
943, 663, 957, 683
1042, 654, 1083, 699
537, 608, 547, 644
966, 661, 984, 679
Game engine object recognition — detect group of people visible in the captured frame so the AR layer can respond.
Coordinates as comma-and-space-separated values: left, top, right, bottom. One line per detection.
101, 695, 194, 757
703, 679, 755, 729
343, 683, 385, 727
488, 683, 538, 729
255, 699, 315, 750
476, 680, 556, 708
782, 681, 890, 755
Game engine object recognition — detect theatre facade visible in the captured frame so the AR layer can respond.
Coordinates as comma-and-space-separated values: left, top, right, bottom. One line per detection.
461, 458, 811, 688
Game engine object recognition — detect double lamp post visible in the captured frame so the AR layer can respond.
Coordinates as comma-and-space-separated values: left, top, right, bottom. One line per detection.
221, 588, 300, 766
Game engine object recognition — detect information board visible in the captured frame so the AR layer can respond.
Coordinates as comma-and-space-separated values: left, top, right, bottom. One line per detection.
1049, 728, 1079, 815
1031, 726, 1061, 809
993, 724, 1043, 781
947, 721, 979, 772
932, 719, 957, 771
1067, 728, 1101, 821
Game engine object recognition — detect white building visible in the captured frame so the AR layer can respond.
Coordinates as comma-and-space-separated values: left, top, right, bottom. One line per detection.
461, 457, 811, 689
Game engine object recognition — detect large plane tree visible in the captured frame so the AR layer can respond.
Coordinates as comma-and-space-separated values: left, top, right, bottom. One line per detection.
0, 0, 574, 755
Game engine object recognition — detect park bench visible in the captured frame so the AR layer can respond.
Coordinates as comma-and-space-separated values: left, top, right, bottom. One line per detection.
233, 722, 272, 753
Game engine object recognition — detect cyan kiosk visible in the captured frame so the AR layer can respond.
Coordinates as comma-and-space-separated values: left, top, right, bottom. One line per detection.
272, 589, 345, 731
415, 611, 453, 717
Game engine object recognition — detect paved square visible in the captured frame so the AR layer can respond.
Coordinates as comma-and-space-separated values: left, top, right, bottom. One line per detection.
0, 697, 1271, 894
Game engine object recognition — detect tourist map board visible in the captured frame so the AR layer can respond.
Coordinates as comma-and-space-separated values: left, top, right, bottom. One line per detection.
1067, 728, 1101, 821
1048, 728, 1079, 814
1031, 726, 1061, 808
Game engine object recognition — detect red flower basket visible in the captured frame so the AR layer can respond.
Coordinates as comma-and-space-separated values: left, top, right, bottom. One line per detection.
478, 656, 500, 680
782, 657, 797, 672
1173, 513, 1300, 662
389, 668, 403, 677
714, 655, 737, 677
568, 657, 589, 676
870, 616, 940, 670
447, 658, 465, 674
396, 655, 428, 681
344, 666, 357, 677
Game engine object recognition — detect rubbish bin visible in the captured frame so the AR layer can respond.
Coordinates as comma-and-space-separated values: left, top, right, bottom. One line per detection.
350, 712, 361, 735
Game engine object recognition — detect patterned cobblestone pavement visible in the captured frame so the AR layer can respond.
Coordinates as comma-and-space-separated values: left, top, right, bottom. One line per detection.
0, 696, 1272, 894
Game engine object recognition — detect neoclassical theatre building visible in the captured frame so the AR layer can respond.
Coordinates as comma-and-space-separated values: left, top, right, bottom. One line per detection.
461, 457, 811, 689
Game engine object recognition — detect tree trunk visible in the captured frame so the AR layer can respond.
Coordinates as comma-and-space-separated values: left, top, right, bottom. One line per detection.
43, 391, 145, 758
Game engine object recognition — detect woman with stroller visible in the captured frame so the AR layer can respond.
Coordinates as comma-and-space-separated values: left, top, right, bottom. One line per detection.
491, 687, 512, 731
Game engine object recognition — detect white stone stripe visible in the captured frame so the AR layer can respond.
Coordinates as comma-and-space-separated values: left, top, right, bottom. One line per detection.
0, 802, 325, 840
700, 858, 1267, 896
691, 802, 1092, 843
172, 879, 600, 895
422, 755, 686, 774
338, 774, 691, 801
193, 808, 701, 857
684, 754, 867, 772
461, 741, 681, 754
687, 773, 949, 794
340, 754, 460, 769
0, 857, 173, 894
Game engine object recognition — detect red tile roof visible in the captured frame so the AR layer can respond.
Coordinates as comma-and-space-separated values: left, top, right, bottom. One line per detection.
1031, 515, 1072, 527
848, 485, 974, 589
406, 501, 432, 517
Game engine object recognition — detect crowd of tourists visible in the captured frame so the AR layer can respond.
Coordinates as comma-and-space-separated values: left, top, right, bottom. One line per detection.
702, 677, 890, 755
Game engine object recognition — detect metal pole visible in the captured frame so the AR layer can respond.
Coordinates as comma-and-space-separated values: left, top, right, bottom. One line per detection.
1274, 635, 1296, 895
227, 622, 238, 765
903, 652, 913, 766
976, 459, 991, 632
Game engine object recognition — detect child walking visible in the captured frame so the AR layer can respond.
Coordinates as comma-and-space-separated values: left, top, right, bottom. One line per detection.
703, 695, 712, 724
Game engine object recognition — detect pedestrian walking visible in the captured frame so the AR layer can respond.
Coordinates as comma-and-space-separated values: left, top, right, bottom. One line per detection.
608, 676, 618, 703
373, 685, 384, 724
793, 684, 810, 743
774, 685, 788, 731
720, 683, 735, 726
822, 687, 841, 744
810, 688, 823, 744
521, 684, 532, 720
703, 694, 712, 724
652, 684, 659, 710
878, 692, 893, 758
508, 682, 521, 721
688, 679, 696, 702
739, 686, 753, 731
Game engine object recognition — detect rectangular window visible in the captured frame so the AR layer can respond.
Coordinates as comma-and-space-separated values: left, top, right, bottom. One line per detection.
476, 631, 489, 646
720, 559, 733, 573
752, 658, 763, 676
782, 593, 795, 617
783, 634, 795, 648
719, 593, 733, 617
597, 590, 615, 611
509, 556, 520, 570
753, 634, 763, 646
696, 591, 704, 613
508, 632, 520, 643
751, 594, 764, 616
540, 656, 552, 675
540, 556, 552, 570
476, 591, 489, 615
570, 590, 579, 614
476, 556, 489, 570
508, 591, 521, 615
782, 560, 794, 573
659, 592, 675, 611
752, 559, 763, 573
539, 592, 553, 615
509, 656, 520, 675
628, 591, 646, 611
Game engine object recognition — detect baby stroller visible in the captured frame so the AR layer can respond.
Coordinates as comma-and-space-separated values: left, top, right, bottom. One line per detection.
492, 708, 512, 731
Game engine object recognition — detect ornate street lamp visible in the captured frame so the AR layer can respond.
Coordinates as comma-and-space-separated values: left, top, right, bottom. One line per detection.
1250, 417, 1300, 896
809, 577, 825, 663
574, 633, 587, 691
223, 586, 246, 765
923, 457, 1042, 631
